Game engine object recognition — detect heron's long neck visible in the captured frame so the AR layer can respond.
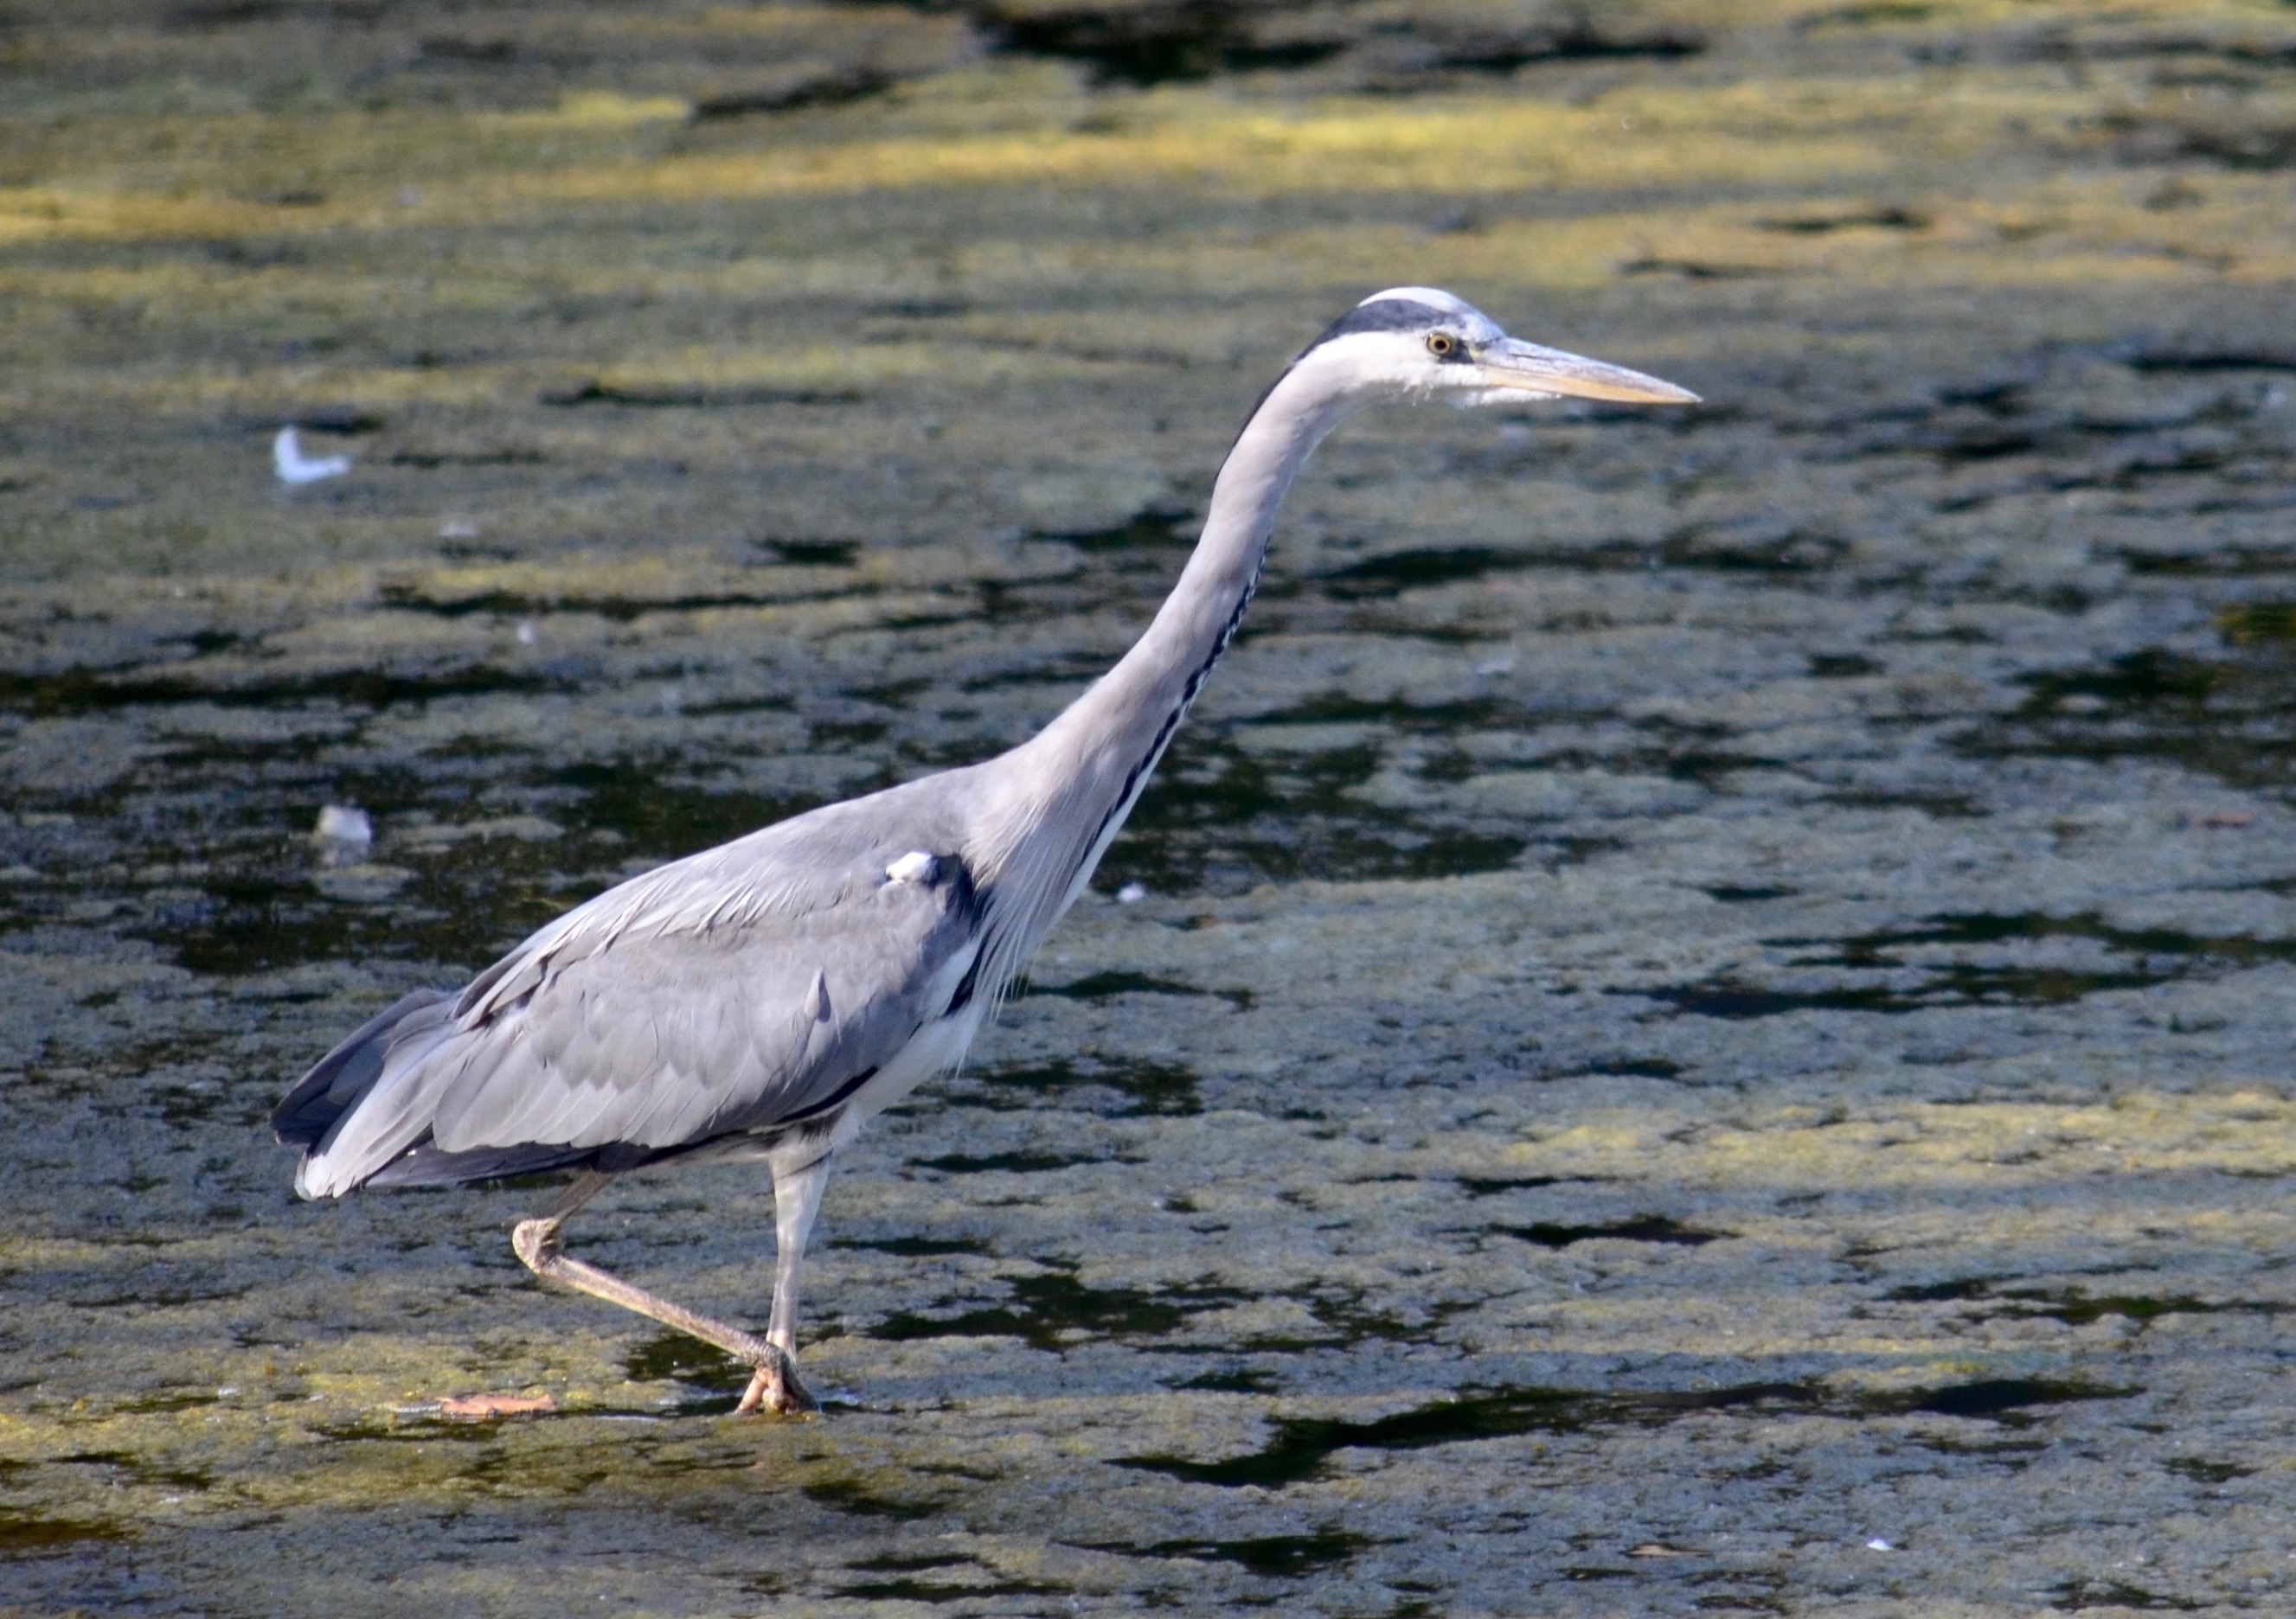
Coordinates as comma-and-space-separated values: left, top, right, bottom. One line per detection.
1084, 389, 1349, 755
981, 363, 1355, 936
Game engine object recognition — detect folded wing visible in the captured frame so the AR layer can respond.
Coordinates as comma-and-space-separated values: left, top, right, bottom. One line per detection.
279, 801, 983, 1198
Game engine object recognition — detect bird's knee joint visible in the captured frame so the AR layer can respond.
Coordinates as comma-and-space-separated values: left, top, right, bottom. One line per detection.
511, 1218, 561, 1271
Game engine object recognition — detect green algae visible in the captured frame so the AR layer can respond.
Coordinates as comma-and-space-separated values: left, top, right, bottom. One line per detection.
4, 0, 2296, 1614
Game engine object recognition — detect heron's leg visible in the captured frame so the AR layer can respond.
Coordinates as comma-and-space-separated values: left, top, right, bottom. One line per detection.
511, 1170, 817, 1417
736, 1152, 832, 1417
521, 1168, 614, 1232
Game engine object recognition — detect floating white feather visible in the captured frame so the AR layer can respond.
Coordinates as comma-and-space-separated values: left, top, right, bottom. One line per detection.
273, 426, 350, 485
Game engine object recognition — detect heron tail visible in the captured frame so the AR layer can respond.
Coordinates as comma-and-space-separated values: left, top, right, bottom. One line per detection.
272, 989, 453, 1149
272, 989, 465, 1196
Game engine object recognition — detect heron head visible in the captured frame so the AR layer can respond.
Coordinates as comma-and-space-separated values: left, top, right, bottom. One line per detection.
1296, 286, 1699, 409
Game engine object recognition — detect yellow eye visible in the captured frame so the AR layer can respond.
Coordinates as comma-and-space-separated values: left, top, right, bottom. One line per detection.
1426, 332, 1457, 357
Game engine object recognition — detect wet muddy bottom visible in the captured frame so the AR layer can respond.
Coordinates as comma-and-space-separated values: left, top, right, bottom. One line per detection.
5, 2, 2296, 1614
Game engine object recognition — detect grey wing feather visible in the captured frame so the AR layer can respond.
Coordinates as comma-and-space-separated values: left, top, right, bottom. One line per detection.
292, 787, 984, 1198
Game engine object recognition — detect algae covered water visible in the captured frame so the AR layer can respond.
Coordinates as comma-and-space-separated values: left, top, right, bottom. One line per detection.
4, 3, 2296, 1612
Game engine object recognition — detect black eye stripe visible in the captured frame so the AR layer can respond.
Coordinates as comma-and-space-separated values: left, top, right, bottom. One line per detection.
1302, 298, 1449, 349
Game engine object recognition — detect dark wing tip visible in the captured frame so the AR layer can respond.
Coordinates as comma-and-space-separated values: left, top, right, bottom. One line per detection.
271, 988, 454, 1148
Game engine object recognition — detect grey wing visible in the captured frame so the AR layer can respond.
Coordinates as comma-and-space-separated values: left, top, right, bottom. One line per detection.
433, 870, 978, 1150
292, 817, 982, 1197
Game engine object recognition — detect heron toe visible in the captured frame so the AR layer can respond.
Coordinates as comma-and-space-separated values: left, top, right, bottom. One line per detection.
735, 1355, 818, 1417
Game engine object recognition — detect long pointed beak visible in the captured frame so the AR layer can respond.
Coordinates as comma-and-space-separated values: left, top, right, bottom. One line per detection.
1476, 337, 1700, 405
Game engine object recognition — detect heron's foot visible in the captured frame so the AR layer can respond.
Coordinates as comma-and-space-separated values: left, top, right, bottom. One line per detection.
734, 1347, 818, 1417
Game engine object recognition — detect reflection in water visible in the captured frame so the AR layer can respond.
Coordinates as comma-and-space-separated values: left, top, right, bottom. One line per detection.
1969, 643, 2296, 793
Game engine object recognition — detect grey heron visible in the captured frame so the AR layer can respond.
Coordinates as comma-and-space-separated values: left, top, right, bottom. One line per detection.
272, 288, 1696, 1415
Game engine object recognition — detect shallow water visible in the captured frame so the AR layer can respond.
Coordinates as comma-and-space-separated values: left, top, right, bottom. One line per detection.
5, 2, 2296, 1614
